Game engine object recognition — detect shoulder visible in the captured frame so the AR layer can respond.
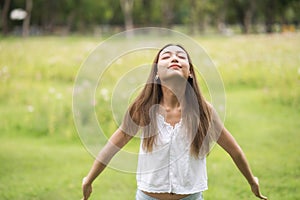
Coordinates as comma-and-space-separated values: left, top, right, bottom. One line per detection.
204, 101, 216, 118
204, 100, 214, 110
205, 101, 224, 136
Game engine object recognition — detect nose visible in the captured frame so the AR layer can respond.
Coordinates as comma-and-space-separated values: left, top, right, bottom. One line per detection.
171, 55, 179, 63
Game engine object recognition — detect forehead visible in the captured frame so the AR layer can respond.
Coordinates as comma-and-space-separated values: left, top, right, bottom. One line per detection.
159, 45, 187, 56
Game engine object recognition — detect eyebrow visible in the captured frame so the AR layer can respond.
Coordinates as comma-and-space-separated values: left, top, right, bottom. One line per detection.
160, 50, 187, 56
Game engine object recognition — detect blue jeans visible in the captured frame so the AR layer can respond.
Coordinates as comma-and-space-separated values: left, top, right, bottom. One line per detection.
135, 190, 204, 200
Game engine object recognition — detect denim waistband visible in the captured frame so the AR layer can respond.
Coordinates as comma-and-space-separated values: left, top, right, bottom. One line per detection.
135, 189, 203, 200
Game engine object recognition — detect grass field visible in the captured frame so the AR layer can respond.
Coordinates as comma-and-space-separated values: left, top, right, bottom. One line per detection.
0, 32, 299, 199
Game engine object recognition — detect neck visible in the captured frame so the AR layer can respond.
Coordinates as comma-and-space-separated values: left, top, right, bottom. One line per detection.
160, 83, 186, 110
158, 74, 188, 110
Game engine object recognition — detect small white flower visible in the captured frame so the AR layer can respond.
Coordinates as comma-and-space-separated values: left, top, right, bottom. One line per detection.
27, 105, 34, 113
2, 66, 8, 73
49, 87, 56, 94
100, 88, 109, 101
56, 93, 62, 100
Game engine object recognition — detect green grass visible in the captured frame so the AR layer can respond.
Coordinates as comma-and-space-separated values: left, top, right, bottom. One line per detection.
206, 88, 300, 199
0, 33, 299, 199
0, 88, 298, 200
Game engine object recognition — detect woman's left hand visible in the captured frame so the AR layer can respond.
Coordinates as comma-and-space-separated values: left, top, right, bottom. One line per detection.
82, 177, 92, 200
250, 177, 268, 199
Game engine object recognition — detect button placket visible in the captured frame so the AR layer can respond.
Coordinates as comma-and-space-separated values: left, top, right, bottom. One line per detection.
169, 126, 177, 193
157, 114, 183, 193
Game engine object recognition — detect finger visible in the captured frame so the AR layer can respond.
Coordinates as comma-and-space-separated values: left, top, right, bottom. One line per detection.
83, 192, 89, 200
256, 192, 267, 200
259, 195, 268, 200
82, 191, 88, 200
86, 189, 92, 199
253, 179, 267, 200
83, 195, 89, 200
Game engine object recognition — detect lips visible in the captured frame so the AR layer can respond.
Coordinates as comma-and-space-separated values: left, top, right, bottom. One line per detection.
168, 64, 181, 69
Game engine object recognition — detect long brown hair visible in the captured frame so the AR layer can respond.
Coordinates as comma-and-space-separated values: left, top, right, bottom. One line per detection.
122, 44, 212, 158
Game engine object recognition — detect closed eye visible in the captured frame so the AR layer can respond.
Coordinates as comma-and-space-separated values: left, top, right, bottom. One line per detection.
178, 55, 187, 59
161, 56, 170, 59
177, 53, 187, 59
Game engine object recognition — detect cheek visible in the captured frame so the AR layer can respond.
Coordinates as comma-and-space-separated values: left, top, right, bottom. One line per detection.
157, 59, 168, 67
182, 64, 192, 78
156, 65, 167, 76
182, 62, 190, 72
156, 61, 168, 72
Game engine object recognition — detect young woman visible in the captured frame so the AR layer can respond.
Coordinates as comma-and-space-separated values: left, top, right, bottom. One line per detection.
82, 44, 268, 200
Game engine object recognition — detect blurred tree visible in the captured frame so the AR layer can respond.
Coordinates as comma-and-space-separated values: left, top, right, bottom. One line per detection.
257, 0, 298, 33
189, 0, 201, 34
120, 0, 134, 36
132, 0, 148, 25
262, 0, 277, 33
1, 0, 11, 35
212, 0, 230, 34
22, 0, 32, 37
189, 0, 217, 34
161, 0, 174, 28
1, 0, 299, 35
227, 0, 256, 34
133, 0, 159, 26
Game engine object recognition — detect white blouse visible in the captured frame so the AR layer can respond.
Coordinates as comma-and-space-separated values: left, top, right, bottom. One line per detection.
136, 114, 213, 194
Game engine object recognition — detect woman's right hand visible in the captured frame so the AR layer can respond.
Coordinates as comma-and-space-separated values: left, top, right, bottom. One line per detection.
250, 177, 268, 200
82, 177, 92, 200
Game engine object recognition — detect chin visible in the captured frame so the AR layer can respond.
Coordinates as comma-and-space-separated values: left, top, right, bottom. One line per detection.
161, 73, 188, 82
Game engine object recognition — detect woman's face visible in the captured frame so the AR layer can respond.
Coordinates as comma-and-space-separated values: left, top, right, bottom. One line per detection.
157, 45, 190, 81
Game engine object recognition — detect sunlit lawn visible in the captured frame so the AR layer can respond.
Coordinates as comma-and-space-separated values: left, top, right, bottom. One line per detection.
0, 33, 299, 199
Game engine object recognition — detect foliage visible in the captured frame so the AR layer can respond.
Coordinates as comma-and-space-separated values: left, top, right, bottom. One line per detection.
1, 0, 300, 35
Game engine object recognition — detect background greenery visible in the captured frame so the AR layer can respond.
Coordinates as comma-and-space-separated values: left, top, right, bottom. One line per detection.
0, 32, 299, 199
2, 0, 300, 36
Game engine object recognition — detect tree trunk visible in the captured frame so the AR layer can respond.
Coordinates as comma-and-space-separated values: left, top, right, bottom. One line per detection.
1, 0, 11, 35
216, 0, 227, 34
120, 0, 134, 37
190, 0, 205, 35
190, 0, 198, 35
22, 0, 33, 37
243, 0, 256, 34
161, 0, 174, 29
265, 1, 275, 33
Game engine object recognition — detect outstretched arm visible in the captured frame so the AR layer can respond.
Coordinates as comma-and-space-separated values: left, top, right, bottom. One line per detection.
217, 127, 268, 200
82, 128, 133, 200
